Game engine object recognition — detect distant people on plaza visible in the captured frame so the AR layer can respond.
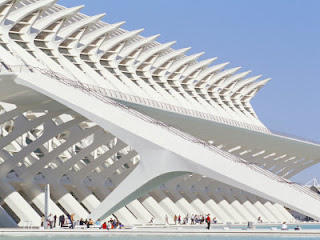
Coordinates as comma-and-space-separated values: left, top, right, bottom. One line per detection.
87, 218, 94, 228
281, 222, 288, 230
171, 214, 212, 225
200, 215, 205, 224
191, 214, 195, 224
79, 218, 85, 225
206, 214, 211, 230
110, 218, 115, 229
185, 214, 189, 224
257, 216, 263, 223
149, 217, 154, 223
102, 222, 107, 229
172, 213, 217, 225
107, 220, 111, 229
96, 219, 101, 226
71, 214, 75, 228
41, 213, 129, 230
53, 215, 57, 228
212, 217, 217, 224
48, 214, 53, 229
294, 225, 301, 230
41, 215, 44, 227
118, 221, 125, 229
59, 214, 65, 227
100, 218, 123, 229
165, 214, 169, 224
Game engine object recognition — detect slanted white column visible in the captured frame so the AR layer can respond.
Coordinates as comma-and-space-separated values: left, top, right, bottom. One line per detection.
86, 181, 141, 225
126, 200, 153, 224
20, 182, 64, 217
210, 193, 244, 223
49, 183, 89, 220
196, 190, 231, 223
139, 194, 173, 224
273, 203, 294, 223
246, 194, 277, 223
165, 189, 198, 217
0, 181, 41, 227
235, 192, 266, 223
33, 191, 64, 218
171, 176, 213, 218
150, 189, 184, 218
257, 197, 283, 223
111, 207, 140, 225
181, 191, 212, 216
224, 192, 255, 222
88, 175, 141, 225
74, 186, 101, 213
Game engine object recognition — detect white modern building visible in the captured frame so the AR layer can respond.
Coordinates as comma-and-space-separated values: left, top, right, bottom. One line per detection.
0, 0, 319, 228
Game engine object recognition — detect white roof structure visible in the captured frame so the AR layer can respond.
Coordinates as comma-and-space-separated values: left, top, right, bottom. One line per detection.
0, 0, 319, 227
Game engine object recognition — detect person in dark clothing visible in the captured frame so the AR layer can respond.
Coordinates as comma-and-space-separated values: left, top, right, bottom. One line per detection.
80, 218, 85, 225
59, 215, 65, 227
53, 215, 57, 228
206, 214, 211, 230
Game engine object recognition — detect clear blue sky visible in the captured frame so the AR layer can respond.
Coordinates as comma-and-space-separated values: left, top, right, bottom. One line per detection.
57, 0, 320, 184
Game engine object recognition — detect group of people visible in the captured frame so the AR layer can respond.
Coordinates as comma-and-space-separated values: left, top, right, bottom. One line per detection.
41, 214, 124, 230
41, 214, 57, 229
41, 213, 75, 229
79, 217, 124, 229
41, 212, 300, 231
281, 222, 301, 231
258, 217, 300, 231
173, 214, 217, 226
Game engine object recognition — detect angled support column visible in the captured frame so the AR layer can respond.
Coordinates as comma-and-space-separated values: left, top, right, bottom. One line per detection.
150, 189, 184, 218
223, 192, 255, 222
0, 204, 17, 228
246, 194, 277, 223
273, 203, 295, 223
196, 190, 231, 223
0, 180, 41, 227
164, 189, 198, 216
210, 193, 244, 223
89, 149, 189, 221
138, 194, 171, 224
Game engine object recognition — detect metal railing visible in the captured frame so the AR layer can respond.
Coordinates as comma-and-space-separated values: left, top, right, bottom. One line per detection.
2, 64, 319, 202
0, 64, 272, 132
84, 84, 272, 134
1, 64, 319, 146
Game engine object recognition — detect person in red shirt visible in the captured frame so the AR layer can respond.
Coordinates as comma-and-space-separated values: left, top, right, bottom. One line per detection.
206, 214, 211, 230
102, 222, 107, 229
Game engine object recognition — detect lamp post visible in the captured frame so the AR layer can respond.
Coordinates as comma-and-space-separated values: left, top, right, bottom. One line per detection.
44, 184, 50, 229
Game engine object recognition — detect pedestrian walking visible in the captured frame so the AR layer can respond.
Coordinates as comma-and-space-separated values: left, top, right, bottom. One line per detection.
206, 214, 211, 230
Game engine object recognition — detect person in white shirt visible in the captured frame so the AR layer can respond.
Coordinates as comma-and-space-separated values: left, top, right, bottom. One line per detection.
48, 214, 53, 229
165, 214, 169, 224
281, 222, 288, 230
